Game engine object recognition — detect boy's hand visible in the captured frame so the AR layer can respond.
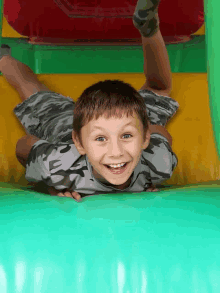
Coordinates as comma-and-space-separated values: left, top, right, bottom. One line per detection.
146, 185, 159, 192
48, 186, 81, 201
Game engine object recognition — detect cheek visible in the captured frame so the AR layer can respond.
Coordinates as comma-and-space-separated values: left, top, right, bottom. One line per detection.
126, 140, 142, 153
86, 143, 103, 161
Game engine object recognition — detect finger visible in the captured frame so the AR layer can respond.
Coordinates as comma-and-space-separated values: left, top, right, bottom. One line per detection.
147, 187, 159, 192
70, 192, 79, 199
58, 193, 65, 197
72, 192, 81, 201
147, 188, 153, 191
64, 192, 73, 198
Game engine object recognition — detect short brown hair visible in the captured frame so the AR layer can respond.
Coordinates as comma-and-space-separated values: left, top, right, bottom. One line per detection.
73, 80, 149, 146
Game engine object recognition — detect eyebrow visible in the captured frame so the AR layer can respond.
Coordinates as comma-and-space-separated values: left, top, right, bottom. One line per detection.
91, 122, 134, 133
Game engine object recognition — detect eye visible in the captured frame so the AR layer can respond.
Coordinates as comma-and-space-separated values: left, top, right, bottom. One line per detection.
123, 133, 132, 139
95, 133, 133, 142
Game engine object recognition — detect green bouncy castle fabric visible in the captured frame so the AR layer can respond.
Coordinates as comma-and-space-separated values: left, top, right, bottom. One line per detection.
0, 184, 220, 292
204, 0, 220, 159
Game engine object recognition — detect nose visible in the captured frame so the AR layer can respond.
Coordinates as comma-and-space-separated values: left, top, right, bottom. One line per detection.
108, 138, 124, 157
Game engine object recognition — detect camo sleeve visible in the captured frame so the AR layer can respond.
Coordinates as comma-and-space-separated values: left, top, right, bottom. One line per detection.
25, 140, 81, 190
143, 133, 178, 185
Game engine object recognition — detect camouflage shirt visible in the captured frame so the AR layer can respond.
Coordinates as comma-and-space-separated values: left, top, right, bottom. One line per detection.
25, 133, 178, 195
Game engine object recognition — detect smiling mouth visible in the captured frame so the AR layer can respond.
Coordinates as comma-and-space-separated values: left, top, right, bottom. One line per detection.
105, 162, 126, 167
104, 162, 129, 170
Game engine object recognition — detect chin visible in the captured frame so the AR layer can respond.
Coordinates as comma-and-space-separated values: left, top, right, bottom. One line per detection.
108, 177, 131, 189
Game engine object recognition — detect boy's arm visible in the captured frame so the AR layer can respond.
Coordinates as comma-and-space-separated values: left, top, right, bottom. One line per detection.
149, 124, 172, 146
16, 135, 41, 167
16, 136, 82, 201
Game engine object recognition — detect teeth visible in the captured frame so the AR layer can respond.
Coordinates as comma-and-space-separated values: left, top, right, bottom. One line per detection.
108, 163, 126, 168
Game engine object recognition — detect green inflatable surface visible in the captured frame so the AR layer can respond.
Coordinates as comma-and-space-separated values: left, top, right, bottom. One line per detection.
0, 184, 220, 292
205, 0, 220, 159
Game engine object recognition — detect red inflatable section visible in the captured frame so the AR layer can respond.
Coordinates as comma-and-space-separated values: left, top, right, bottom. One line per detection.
4, 0, 204, 44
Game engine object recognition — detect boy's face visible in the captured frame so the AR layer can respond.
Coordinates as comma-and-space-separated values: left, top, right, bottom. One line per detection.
72, 112, 150, 190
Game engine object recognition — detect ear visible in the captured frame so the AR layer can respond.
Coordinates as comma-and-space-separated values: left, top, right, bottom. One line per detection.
142, 126, 151, 150
72, 131, 86, 155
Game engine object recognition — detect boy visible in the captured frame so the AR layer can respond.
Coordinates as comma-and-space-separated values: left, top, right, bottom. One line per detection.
1, 0, 179, 201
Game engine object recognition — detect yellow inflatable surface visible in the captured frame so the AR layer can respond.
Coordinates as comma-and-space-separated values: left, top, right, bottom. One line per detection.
1, 72, 219, 187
